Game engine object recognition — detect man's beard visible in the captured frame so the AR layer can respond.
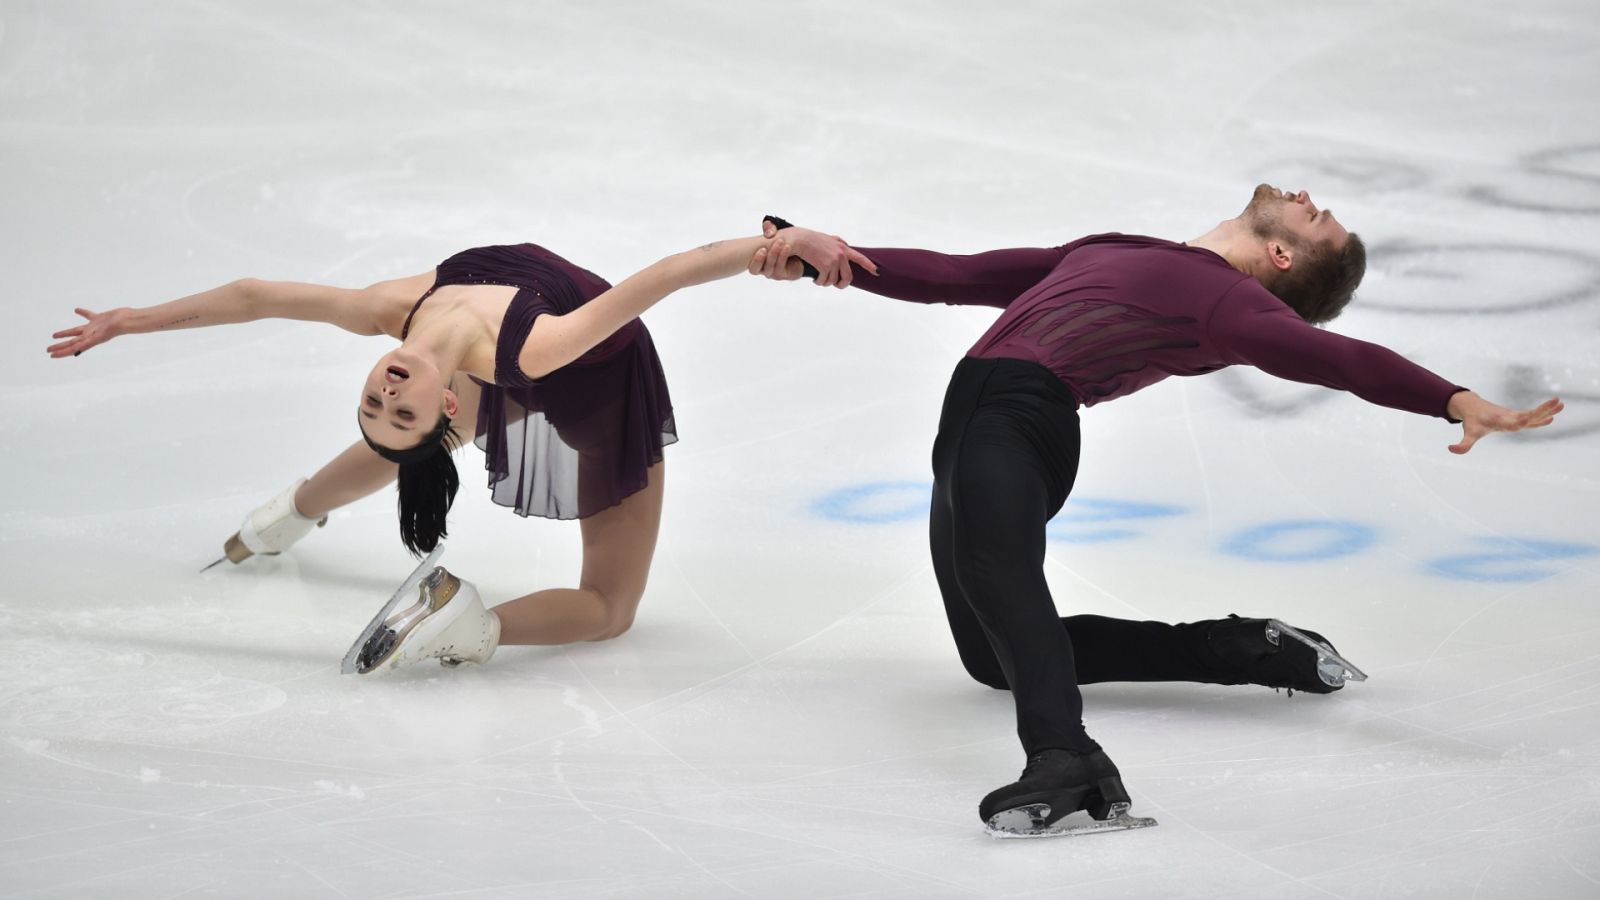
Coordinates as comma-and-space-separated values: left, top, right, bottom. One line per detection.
1244, 184, 1284, 240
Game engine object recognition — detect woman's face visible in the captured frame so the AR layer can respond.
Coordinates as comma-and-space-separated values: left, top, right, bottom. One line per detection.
359, 347, 457, 449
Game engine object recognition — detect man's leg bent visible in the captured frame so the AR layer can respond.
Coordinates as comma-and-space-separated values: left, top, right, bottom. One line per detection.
949, 432, 1096, 755
930, 476, 1011, 691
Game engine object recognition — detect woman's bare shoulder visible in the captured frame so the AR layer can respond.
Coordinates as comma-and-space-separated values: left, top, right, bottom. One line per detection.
366, 270, 438, 337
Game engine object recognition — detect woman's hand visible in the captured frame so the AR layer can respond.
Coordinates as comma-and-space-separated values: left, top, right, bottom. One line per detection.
1445, 390, 1563, 454
47, 307, 128, 358
748, 237, 809, 281
756, 221, 878, 288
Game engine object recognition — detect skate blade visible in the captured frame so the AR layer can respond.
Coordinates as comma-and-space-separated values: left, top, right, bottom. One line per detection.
352, 595, 431, 674
200, 532, 253, 572
340, 544, 445, 675
1267, 619, 1368, 687
358, 571, 475, 673
986, 802, 1158, 838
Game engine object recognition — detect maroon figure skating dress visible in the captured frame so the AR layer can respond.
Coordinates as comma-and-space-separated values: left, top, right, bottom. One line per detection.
401, 243, 676, 519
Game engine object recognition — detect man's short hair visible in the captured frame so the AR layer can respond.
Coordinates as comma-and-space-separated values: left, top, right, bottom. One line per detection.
1265, 233, 1367, 325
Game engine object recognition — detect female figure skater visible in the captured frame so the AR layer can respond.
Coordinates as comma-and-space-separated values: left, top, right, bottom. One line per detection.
47, 231, 872, 672
754, 193, 1562, 837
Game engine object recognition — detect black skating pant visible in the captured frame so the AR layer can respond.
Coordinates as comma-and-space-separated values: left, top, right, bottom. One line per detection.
931, 358, 1231, 757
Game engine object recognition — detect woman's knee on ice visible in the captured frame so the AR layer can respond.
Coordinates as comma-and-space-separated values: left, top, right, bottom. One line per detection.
586, 585, 643, 641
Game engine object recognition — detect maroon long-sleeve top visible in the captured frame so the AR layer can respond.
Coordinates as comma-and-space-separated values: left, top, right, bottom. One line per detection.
849, 233, 1463, 418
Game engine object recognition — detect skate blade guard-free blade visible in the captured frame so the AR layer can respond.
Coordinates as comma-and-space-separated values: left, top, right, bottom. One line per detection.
353, 568, 492, 672
340, 545, 445, 675
1266, 618, 1368, 687
986, 802, 1158, 838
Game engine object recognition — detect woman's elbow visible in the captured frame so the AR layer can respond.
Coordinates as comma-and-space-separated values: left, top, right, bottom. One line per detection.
230, 278, 264, 316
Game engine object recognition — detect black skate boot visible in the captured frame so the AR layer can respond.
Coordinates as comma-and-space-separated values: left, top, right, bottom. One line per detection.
979, 748, 1157, 837
1205, 614, 1367, 694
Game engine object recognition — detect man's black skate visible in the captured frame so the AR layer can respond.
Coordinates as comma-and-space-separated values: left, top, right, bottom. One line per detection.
979, 748, 1157, 838
1206, 615, 1367, 694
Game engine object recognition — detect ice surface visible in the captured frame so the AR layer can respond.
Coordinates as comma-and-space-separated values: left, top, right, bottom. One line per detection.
2, 1, 1598, 897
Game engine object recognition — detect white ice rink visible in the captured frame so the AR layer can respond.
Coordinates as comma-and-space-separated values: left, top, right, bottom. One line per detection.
3, 1, 1599, 897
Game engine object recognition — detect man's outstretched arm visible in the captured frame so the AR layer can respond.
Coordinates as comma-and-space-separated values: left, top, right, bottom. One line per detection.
1213, 285, 1561, 453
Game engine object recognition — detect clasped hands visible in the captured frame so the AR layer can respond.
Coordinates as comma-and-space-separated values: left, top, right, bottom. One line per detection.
748, 221, 878, 288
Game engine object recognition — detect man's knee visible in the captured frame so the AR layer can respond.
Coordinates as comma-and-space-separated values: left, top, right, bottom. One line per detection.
958, 651, 1010, 691
949, 546, 1018, 599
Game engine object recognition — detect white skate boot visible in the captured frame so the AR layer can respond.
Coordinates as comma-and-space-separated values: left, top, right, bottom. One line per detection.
351, 567, 501, 674
220, 479, 327, 564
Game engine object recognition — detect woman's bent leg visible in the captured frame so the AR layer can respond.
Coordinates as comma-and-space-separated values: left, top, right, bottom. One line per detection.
492, 461, 665, 645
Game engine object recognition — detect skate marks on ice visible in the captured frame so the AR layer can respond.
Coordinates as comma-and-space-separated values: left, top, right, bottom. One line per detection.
339, 544, 444, 675
1466, 144, 1600, 215
1236, 146, 1600, 436
1217, 143, 1600, 434
1265, 143, 1600, 220
1502, 363, 1600, 442
0, 606, 296, 742
986, 802, 1158, 839
1362, 241, 1600, 316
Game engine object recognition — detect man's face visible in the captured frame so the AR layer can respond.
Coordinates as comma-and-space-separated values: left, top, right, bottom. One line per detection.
1243, 183, 1350, 250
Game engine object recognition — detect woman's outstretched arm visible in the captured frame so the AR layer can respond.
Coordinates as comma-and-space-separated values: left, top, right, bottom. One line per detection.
757, 221, 1071, 308
518, 235, 776, 380
46, 273, 432, 358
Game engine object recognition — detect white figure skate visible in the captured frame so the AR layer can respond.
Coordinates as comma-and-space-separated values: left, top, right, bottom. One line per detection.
209, 479, 327, 569
345, 559, 500, 674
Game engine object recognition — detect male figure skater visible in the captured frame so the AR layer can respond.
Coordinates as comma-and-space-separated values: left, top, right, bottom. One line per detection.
757, 186, 1561, 836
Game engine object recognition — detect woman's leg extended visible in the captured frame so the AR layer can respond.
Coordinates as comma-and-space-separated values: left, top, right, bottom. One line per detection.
294, 378, 483, 518
492, 461, 665, 645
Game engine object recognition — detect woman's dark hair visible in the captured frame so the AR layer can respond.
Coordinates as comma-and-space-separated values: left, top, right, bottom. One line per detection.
360, 414, 462, 556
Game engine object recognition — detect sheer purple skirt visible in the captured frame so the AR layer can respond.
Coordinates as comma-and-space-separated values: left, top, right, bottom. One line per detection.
472, 322, 676, 519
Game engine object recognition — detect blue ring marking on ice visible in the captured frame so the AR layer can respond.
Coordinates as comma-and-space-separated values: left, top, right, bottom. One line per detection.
812, 482, 1185, 542
1221, 519, 1378, 562
1425, 537, 1599, 583
1046, 498, 1185, 543
810, 483, 1595, 583
811, 481, 931, 523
